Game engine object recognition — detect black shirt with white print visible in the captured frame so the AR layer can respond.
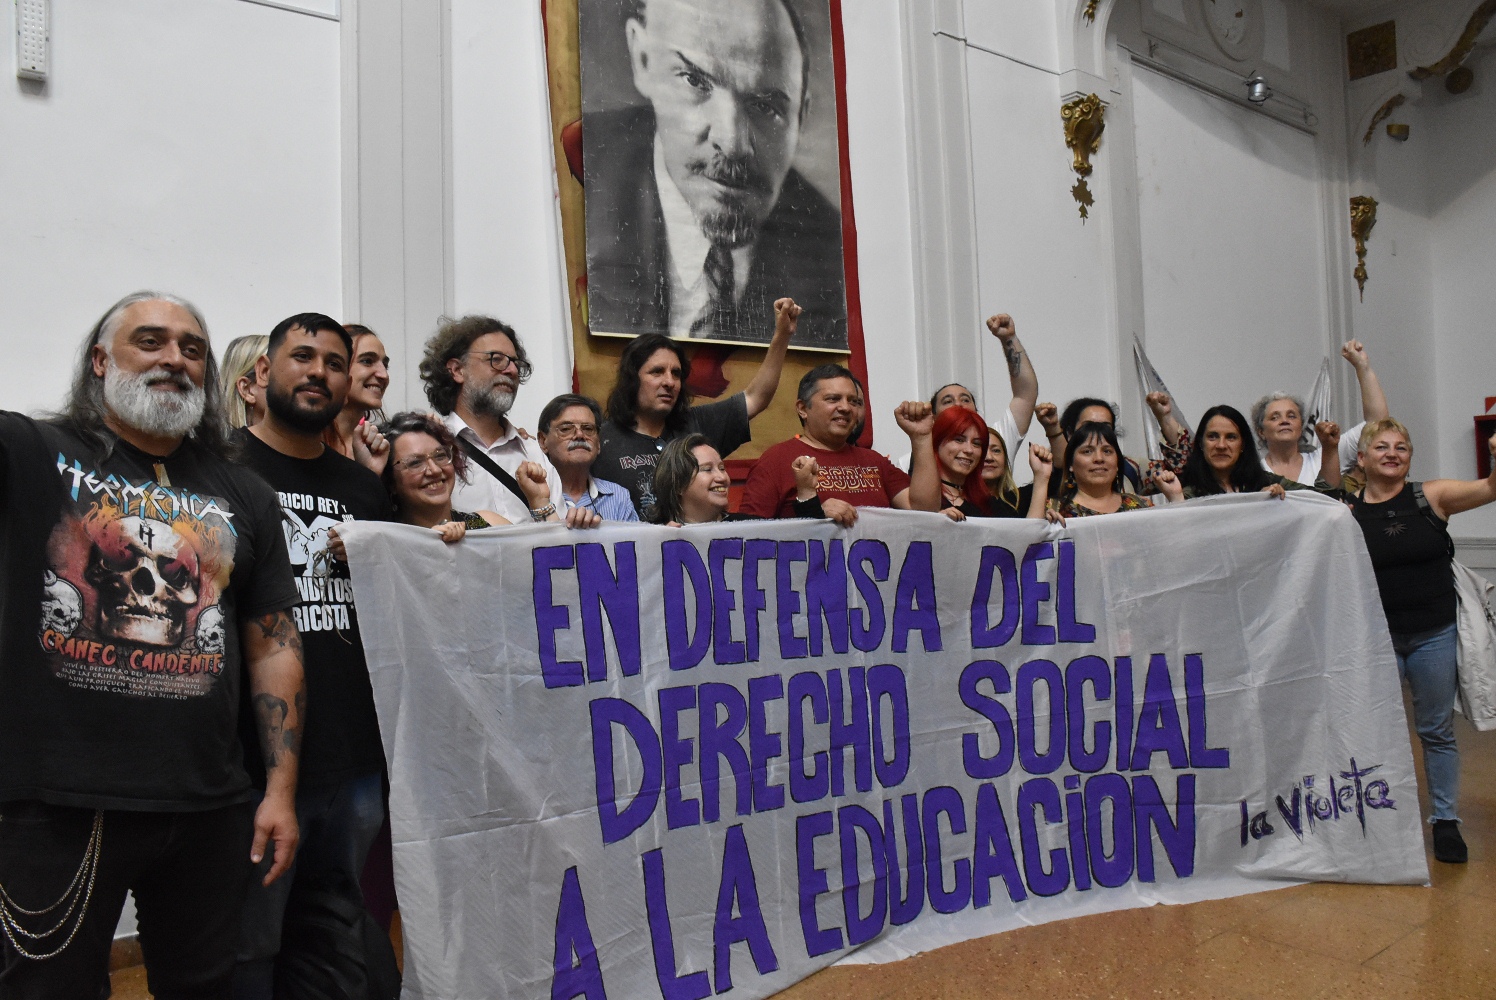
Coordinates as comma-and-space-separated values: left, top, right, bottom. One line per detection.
238, 430, 392, 791
0, 414, 298, 811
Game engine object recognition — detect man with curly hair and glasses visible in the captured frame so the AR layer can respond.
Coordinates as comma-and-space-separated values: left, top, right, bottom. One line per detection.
418, 315, 566, 525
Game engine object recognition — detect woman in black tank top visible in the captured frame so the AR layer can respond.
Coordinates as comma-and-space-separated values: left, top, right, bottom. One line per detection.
1348, 420, 1496, 864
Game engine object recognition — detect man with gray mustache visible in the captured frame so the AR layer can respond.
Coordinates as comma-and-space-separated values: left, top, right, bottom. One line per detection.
582, 0, 847, 348
536, 394, 640, 522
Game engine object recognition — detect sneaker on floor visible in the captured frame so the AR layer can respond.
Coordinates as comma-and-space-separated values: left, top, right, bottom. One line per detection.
1433, 820, 1467, 864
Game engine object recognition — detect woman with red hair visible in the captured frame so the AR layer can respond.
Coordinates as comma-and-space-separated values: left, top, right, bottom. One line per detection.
930, 407, 1048, 520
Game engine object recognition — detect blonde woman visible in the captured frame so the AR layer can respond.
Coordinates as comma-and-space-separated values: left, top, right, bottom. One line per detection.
1347, 418, 1496, 864
217, 334, 267, 429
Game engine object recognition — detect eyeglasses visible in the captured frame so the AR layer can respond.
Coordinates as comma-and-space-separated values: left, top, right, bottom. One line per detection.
465, 350, 533, 381
394, 448, 454, 474
551, 421, 598, 437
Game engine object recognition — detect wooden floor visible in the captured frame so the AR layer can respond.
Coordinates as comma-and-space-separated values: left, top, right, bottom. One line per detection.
113, 703, 1496, 1000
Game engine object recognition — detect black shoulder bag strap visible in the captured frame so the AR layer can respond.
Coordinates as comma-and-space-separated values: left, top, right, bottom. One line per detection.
456, 437, 531, 507
1411, 481, 1457, 558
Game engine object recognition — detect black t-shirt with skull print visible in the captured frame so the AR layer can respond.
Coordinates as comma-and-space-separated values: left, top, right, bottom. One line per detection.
237, 430, 393, 792
0, 413, 298, 811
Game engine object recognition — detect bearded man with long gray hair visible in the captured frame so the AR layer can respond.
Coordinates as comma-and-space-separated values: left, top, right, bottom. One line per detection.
0, 292, 303, 997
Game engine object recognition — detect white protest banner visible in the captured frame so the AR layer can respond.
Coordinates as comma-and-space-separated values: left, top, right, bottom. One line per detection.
342, 494, 1428, 1000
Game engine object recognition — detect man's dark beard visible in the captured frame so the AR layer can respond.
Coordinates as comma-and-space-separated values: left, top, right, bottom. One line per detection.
689, 154, 774, 248
265, 379, 342, 434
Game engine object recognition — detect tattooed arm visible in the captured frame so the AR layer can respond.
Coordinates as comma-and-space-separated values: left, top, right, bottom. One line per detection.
242, 608, 305, 886
985, 314, 1039, 437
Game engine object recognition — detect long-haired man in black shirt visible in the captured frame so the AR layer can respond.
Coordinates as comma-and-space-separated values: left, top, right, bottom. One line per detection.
0, 292, 304, 998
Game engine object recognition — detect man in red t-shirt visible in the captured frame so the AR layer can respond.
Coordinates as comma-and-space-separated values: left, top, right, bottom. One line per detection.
740, 364, 940, 519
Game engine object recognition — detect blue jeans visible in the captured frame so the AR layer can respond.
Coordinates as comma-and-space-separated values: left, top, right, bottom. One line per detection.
1392, 623, 1460, 823
232, 772, 385, 1000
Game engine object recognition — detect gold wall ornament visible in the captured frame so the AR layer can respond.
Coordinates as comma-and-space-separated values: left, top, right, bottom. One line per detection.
1409, 0, 1496, 80
1362, 94, 1405, 145
1084, 0, 1100, 24
1347, 21, 1398, 81
1350, 195, 1379, 301
1062, 93, 1106, 221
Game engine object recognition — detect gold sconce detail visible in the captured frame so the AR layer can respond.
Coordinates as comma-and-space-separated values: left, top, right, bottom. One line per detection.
1062, 93, 1106, 221
1408, 0, 1496, 81
1084, 0, 1100, 23
1362, 94, 1404, 145
1349, 195, 1378, 301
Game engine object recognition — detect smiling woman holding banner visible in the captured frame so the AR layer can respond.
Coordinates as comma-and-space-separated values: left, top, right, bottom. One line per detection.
1047, 421, 1182, 523
1347, 420, 1496, 865
647, 434, 840, 526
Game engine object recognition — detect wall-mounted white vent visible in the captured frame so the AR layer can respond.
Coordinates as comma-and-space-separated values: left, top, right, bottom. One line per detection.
15, 0, 48, 81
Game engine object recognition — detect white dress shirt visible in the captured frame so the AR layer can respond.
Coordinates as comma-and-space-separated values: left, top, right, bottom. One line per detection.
443, 412, 564, 524
655, 137, 753, 338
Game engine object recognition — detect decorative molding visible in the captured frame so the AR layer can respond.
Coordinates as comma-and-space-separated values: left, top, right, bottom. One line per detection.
1062, 93, 1106, 220
1362, 93, 1405, 145
1349, 195, 1378, 301
1408, 0, 1496, 80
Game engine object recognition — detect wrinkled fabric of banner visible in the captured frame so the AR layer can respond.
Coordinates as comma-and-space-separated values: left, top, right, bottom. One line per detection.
342, 494, 1428, 1000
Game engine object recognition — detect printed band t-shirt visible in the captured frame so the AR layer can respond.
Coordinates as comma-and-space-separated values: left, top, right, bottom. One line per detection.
595, 393, 751, 517
238, 431, 391, 790
0, 414, 297, 811
739, 436, 912, 518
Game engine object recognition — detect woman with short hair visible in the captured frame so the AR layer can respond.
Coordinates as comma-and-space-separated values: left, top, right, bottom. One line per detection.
1047, 421, 1181, 522
1346, 419, 1496, 864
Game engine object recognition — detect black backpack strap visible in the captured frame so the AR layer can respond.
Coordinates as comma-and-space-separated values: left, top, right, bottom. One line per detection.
1411, 481, 1456, 558
456, 436, 531, 508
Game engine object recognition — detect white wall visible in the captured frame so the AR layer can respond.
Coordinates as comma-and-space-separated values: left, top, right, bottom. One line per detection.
962, 20, 1116, 457
446, 0, 573, 433
841, 0, 921, 450
1131, 66, 1330, 421
1426, 42, 1496, 541
0, 0, 342, 414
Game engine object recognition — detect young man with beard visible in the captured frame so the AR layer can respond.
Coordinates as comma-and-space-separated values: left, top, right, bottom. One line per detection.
535, 394, 639, 522
0, 292, 303, 997
233, 313, 393, 999
418, 315, 580, 525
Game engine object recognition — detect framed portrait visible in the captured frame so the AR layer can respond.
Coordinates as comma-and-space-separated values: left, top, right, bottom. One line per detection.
577, 0, 850, 352
544, 0, 873, 460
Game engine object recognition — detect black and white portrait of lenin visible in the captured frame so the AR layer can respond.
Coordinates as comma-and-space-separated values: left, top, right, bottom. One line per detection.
580, 0, 850, 351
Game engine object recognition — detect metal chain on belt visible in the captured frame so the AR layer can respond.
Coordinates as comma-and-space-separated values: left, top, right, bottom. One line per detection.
0, 810, 104, 960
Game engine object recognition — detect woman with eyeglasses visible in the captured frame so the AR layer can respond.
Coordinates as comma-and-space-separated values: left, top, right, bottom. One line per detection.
379, 412, 598, 539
